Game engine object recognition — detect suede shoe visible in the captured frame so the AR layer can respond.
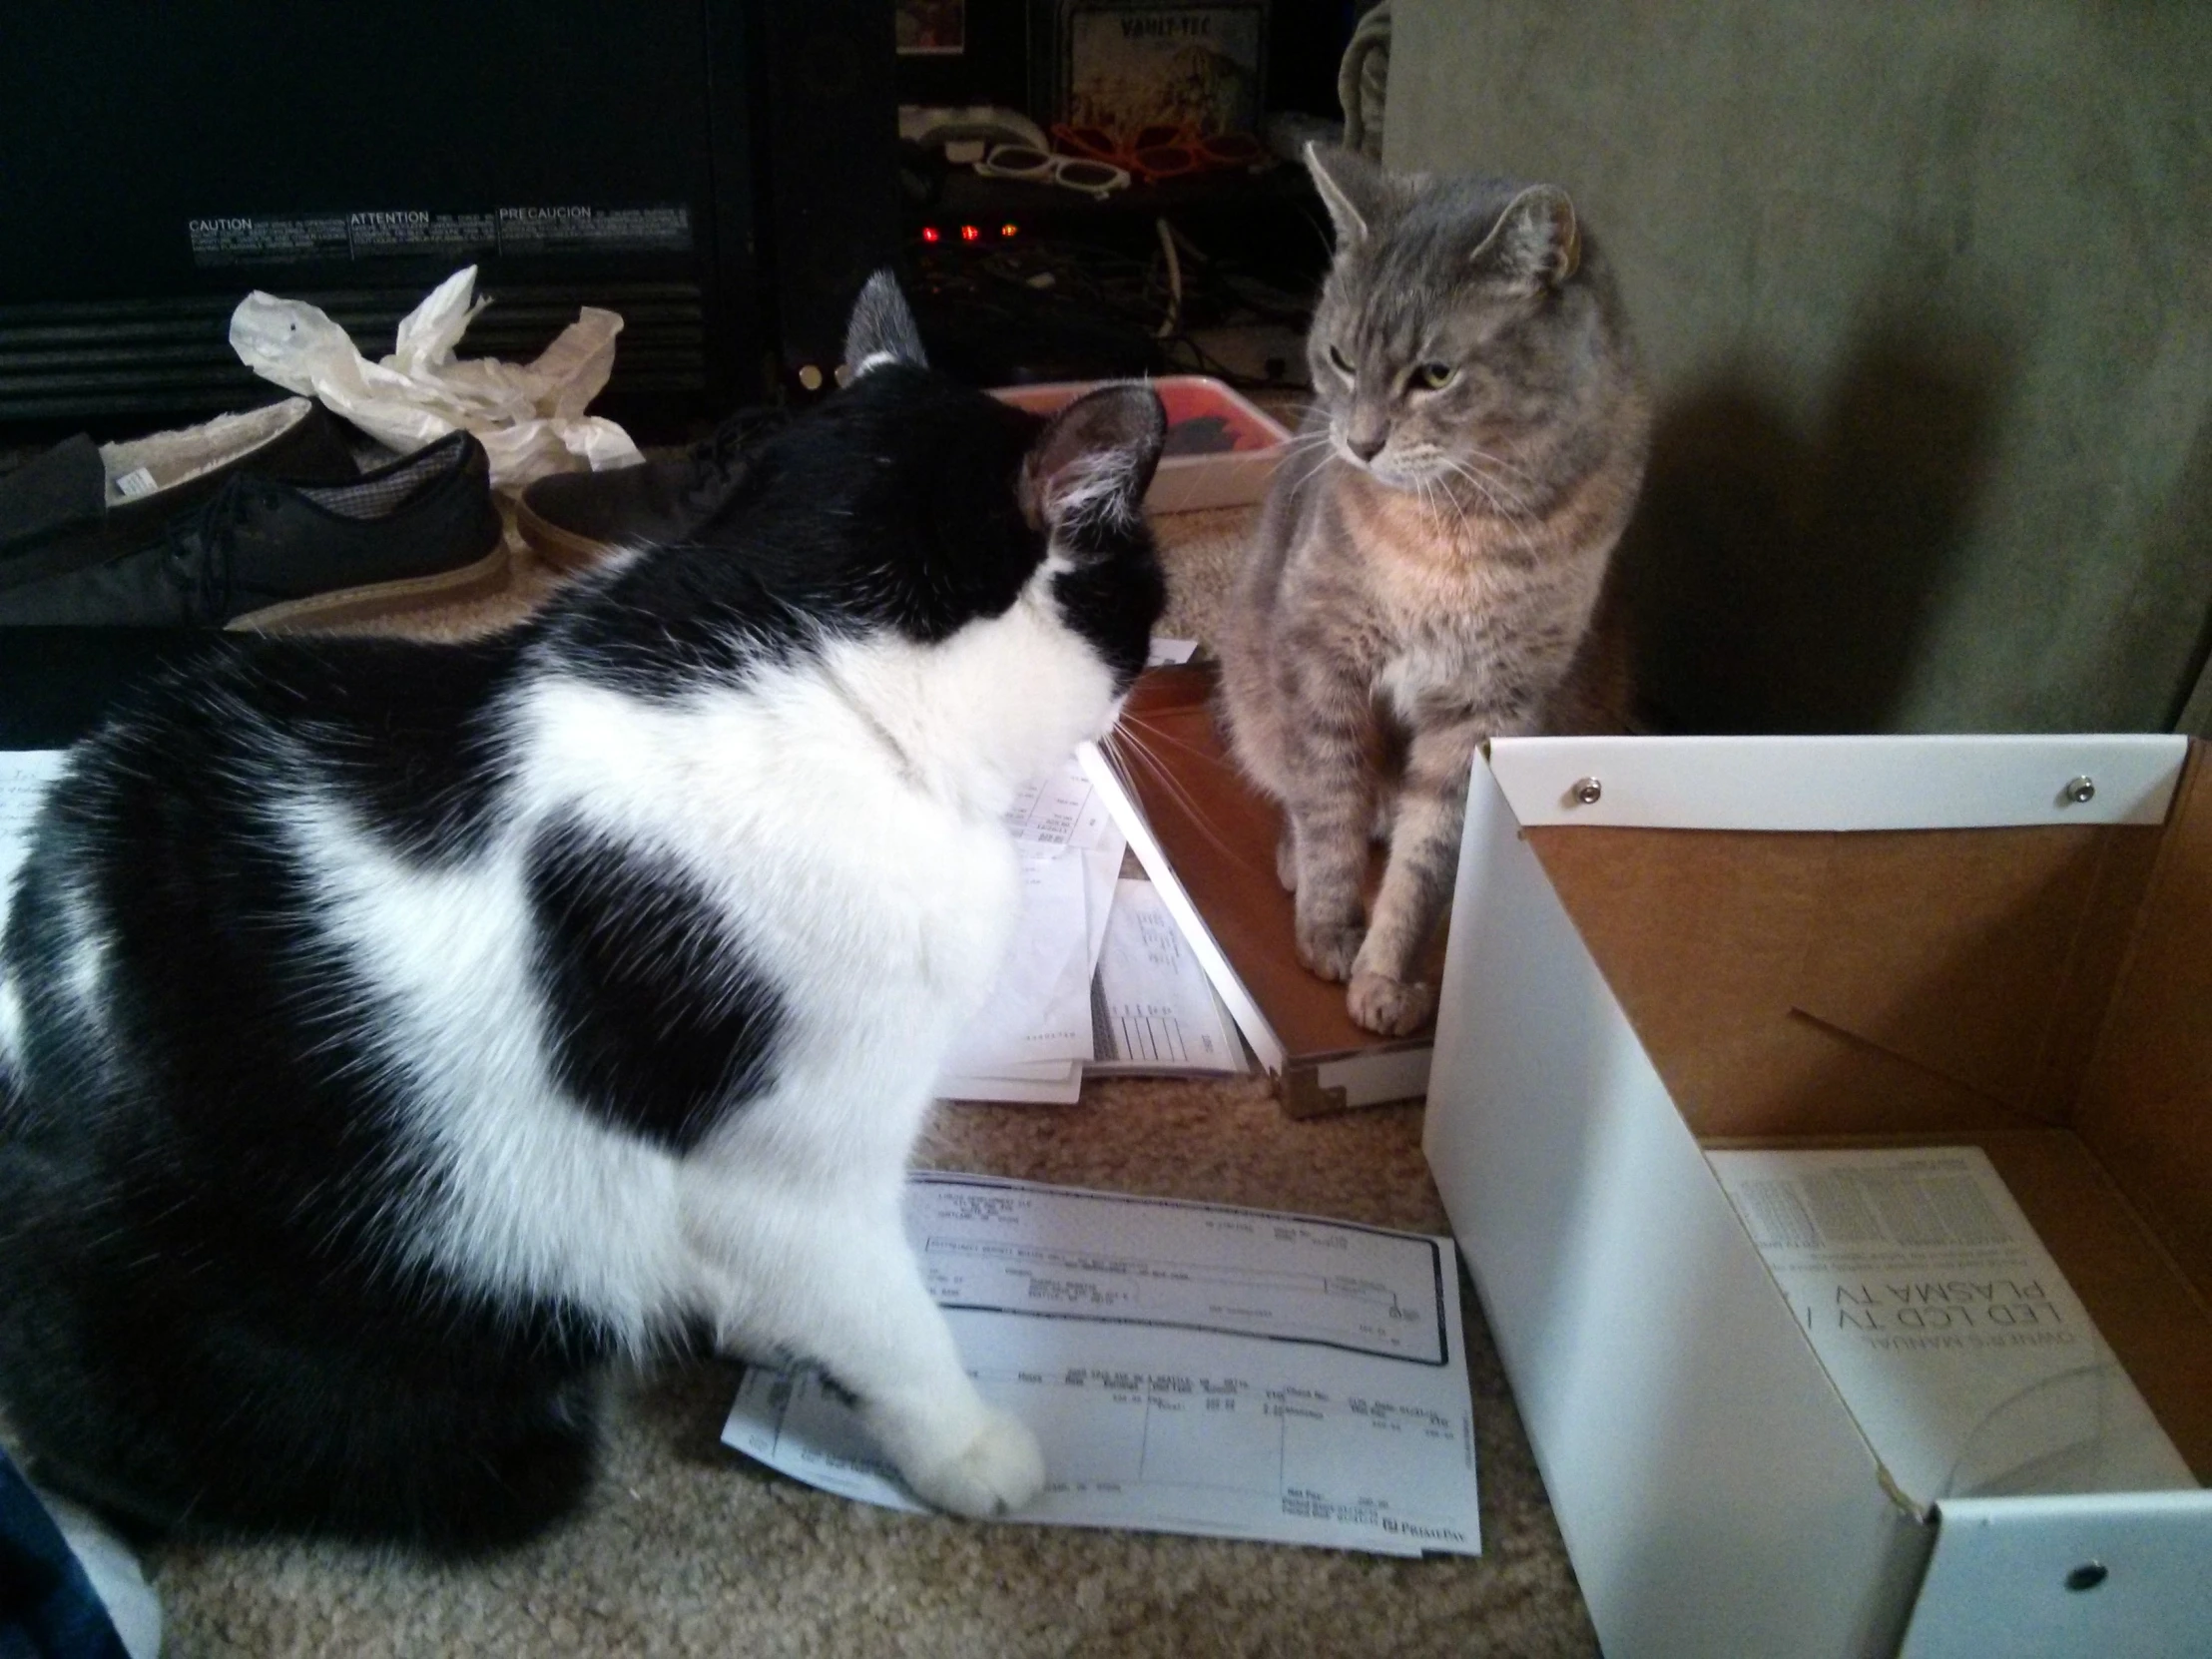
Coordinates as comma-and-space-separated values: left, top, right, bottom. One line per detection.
516, 404, 787, 566
0, 398, 358, 590
0, 431, 506, 631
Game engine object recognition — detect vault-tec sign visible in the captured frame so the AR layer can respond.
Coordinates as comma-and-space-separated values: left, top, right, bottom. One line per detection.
1031, 2, 1266, 137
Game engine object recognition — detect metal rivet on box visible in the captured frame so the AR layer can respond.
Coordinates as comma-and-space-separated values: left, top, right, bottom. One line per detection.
2064, 1561, 2108, 1592
2064, 776, 2096, 806
1571, 778, 1603, 807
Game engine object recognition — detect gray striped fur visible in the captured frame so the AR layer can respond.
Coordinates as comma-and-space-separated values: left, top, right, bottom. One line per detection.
1220, 147, 1649, 1036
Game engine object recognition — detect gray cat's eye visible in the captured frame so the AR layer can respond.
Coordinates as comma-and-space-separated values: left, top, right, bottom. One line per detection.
1327, 342, 1355, 376
1413, 361, 1456, 390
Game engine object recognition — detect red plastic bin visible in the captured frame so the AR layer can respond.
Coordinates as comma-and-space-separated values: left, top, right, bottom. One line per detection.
990, 375, 1294, 513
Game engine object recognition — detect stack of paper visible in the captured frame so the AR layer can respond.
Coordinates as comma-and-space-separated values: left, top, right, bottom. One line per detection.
935, 764, 1250, 1104
935, 760, 1132, 1103
935, 643, 1247, 1105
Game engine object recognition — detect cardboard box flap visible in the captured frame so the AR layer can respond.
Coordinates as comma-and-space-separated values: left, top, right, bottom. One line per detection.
2073, 740, 2212, 1312
1788, 826, 2161, 1120
1522, 822, 2163, 1140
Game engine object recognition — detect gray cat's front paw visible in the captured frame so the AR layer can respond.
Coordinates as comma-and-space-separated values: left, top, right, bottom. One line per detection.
1296, 914, 1366, 982
902, 1407, 1045, 1519
1347, 970, 1436, 1036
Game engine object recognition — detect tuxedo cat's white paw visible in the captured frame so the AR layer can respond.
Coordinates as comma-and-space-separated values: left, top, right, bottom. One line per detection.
903, 1408, 1045, 1518
1348, 969, 1436, 1036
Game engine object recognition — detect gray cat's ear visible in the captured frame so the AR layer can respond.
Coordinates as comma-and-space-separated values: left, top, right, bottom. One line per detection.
843, 270, 927, 376
1472, 185, 1582, 291
1304, 143, 1388, 248
1021, 383, 1166, 534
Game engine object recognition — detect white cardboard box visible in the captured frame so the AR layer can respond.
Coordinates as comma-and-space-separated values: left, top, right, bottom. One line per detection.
1421, 734, 2212, 1658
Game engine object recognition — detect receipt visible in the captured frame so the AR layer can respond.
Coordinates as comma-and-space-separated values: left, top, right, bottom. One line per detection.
723, 1175, 1481, 1555
1088, 878, 1244, 1076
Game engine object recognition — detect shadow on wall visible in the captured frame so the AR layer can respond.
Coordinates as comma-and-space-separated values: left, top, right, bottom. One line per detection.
1618, 324, 2009, 735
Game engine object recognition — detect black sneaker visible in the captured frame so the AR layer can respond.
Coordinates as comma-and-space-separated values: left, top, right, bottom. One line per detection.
0, 431, 506, 631
0, 398, 359, 592
515, 404, 787, 567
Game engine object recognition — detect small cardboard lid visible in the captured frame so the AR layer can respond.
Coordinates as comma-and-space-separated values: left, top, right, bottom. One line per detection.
1103, 666, 1434, 1079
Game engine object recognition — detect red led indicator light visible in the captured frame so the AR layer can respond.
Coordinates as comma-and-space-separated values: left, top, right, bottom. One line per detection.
959, 224, 981, 243
1001, 223, 1018, 238
921, 226, 940, 244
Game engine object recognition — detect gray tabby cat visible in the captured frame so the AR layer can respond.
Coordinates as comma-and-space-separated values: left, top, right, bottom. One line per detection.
1220, 146, 1649, 1036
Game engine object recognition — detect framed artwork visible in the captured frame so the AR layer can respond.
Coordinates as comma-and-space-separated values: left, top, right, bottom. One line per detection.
897, 0, 967, 55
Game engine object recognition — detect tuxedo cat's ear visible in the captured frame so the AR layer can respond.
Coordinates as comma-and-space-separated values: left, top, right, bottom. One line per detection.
1021, 384, 1166, 535
843, 270, 927, 376
1304, 143, 1388, 248
1471, 185, 1581, 291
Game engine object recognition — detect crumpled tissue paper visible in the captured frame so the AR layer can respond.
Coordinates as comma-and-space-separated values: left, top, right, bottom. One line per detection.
228, 266, 644, 492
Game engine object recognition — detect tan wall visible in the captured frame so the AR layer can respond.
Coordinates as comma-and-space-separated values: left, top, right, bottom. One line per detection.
1386, 2, 2212, 735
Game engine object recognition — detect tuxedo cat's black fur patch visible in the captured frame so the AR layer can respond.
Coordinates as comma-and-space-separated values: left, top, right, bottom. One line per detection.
1052, 556, 1166, 693
540, 366, 1052, 701
244, 635, 522, 861
92, 633, 522, 864
527, 817, 787, 1153
0, 689, 610, 1555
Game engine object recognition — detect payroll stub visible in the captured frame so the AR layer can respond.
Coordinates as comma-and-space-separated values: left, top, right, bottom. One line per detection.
722, 1175, 1481, 1556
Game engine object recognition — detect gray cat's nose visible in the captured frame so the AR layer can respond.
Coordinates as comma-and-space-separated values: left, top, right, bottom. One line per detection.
1348, 434, 1385, 462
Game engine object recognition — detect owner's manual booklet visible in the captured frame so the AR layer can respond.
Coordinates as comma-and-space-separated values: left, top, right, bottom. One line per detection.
722, 1176, 1481, 1556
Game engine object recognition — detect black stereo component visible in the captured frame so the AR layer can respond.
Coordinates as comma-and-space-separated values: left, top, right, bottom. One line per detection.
0, 2, 897, 439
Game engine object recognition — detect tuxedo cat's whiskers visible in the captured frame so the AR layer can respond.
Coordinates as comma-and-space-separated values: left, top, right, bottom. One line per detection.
1100, 725, 1268, 881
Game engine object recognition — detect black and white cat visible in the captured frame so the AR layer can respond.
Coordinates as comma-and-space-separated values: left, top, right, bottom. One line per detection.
0, 276, 1168, 1556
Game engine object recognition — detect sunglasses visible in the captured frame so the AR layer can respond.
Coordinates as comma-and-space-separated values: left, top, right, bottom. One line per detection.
975, 143, 1131, 199
1052, 124, 1269, 182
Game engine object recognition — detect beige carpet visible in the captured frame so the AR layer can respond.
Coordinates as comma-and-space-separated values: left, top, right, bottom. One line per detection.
141, 503, 1600, 1658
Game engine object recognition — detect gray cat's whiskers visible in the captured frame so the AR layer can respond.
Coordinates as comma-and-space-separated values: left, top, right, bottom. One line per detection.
1276, 431, 1338, 502
1463, 444, 1544, 489
1434, 456, 1537, 529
